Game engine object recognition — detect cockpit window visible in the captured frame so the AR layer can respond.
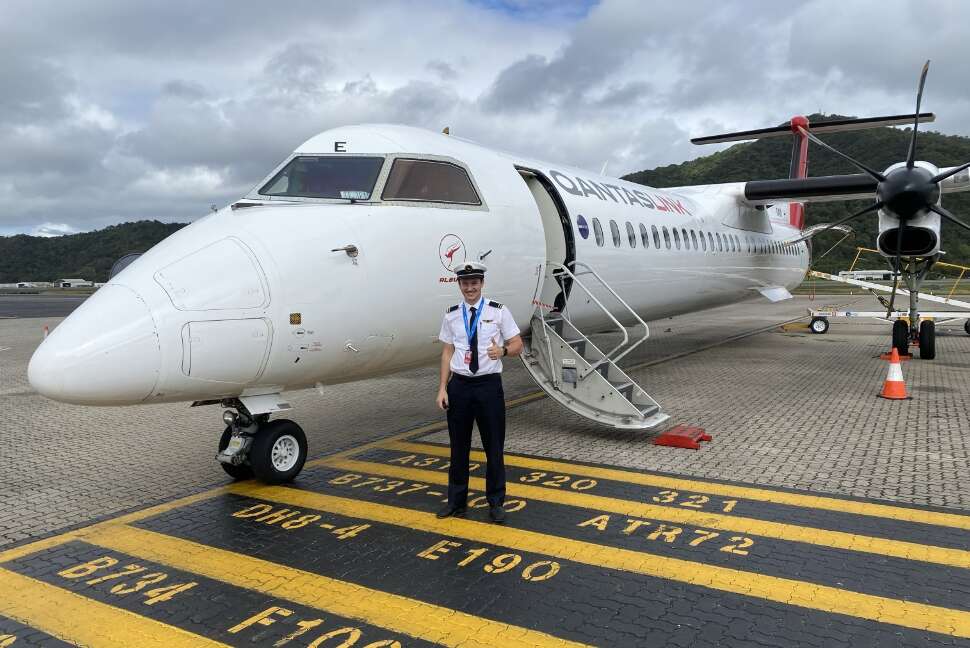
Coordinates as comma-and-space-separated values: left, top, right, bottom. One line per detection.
382, 159, 481, 205
259, 156, 384, 199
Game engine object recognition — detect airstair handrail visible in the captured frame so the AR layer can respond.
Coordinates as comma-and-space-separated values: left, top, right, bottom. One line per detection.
541, 262, 628, 378
564, 261, 651, 366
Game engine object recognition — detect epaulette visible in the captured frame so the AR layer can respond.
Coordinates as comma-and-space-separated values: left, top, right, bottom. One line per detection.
447, 304, 460, 313
488, 300, 503, 309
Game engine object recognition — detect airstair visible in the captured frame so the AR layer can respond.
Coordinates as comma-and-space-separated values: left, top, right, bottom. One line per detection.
521, 262, 670, 430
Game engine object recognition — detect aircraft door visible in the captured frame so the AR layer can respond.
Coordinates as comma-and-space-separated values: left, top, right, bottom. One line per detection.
518, 168, 575, 313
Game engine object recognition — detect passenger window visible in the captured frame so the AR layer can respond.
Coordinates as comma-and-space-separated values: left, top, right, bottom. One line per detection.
672, 228, 681, 250
681, 229, 689, 250
699, 230, 707, 252
716, 233, 723, 252
610, 220, 621, 247
662, 226, 671, 249
382, 158, 480, 204
707, 232, 715, 252
690, 230, 698, 250
627, 222, 637, 248
640, 223, 649, 248
652, 225, 661, 249
592, 218, 604, 246
259, 156, 384, 199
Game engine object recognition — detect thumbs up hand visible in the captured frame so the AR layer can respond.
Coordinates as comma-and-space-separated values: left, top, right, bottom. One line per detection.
487, 336, 503, 360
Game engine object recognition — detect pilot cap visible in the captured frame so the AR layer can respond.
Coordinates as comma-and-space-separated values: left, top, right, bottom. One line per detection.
455, 261, 486, 280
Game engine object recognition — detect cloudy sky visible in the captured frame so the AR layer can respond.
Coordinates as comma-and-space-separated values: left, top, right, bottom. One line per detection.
2, 0, 968, 236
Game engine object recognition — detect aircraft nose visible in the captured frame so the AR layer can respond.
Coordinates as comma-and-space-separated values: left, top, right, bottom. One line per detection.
28, 284, 160, 405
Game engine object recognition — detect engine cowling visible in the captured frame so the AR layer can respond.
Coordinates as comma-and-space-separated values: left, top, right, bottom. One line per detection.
876, 161, 941, 258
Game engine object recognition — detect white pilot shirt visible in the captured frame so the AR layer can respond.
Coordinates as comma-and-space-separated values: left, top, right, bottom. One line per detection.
438, 297, 521, 376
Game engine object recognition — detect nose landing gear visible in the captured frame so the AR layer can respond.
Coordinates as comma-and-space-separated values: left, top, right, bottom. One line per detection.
217, 402, 307, 484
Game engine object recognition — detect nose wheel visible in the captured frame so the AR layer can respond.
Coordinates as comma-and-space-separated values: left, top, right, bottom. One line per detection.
250, 420, 308, 483
217, 408, 308, 484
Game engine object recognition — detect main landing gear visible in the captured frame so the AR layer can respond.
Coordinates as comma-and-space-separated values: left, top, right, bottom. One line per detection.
217, 402, 307, 484
891, 318, 936, 360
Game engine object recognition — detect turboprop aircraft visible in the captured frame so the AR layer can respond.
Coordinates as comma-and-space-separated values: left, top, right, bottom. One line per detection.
27, 61, 970, 484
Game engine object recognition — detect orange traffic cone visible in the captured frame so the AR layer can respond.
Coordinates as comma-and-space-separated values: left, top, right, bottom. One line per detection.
43, 325, 49, 338
879, 348, 909, 400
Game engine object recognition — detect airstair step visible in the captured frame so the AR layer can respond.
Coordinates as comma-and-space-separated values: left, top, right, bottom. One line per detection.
611, 381, 634, 397
521, 261, 665, 430
548, 318, 565, 333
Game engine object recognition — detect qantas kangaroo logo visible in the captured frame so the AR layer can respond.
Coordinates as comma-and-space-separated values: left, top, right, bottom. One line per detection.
438, 234, 466, 270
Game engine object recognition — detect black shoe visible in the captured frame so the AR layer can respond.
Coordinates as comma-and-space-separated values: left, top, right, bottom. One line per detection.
489, 505, 507, 524
436, 503, 466, 519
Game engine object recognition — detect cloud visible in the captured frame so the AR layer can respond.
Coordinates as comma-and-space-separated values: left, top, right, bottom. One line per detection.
1, 0, 970, 236
426, 60, 458, 81
31, 223, 80, 237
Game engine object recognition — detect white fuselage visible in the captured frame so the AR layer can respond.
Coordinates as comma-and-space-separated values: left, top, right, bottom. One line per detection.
28, 124, 808, 406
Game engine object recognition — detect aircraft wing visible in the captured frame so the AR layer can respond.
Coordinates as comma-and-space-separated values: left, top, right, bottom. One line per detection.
742, 165, 970, 206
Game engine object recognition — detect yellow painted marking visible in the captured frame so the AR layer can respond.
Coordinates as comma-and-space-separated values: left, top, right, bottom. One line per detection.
312, 392, 540, 467
230, 482, 970, 638
0, 488, 229, 565
0, 419, 448, 566
0, 568, 227, 648
84, 524, 588, 648
385, 440, 970, 531
326, 457, 970, 571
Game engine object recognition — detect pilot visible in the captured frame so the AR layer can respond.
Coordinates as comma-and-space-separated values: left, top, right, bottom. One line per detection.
435, 261, 523, 523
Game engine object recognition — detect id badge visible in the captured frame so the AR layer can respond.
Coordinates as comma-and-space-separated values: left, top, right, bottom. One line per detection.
463, 350, 472, 365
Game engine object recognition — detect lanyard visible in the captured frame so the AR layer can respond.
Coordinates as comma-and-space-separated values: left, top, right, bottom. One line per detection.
461, 298, 485, 345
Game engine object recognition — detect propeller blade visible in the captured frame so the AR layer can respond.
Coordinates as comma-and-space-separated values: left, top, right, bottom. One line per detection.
931, 160, 970, 184
798, 128, 886, 182
928, 203, 970, 233
906, 60, 931, 169
886, 224, 906, 316
784, 201, 883, 245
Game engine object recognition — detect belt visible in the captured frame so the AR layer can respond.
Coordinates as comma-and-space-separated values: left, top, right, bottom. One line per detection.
451, 372, 501, 383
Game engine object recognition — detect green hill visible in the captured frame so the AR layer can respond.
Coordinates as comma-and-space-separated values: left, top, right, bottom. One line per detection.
623, 114, 970, 273
0, 220, 187, 283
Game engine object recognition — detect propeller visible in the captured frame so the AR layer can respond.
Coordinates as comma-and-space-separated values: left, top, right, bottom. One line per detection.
795, 60, 970, 317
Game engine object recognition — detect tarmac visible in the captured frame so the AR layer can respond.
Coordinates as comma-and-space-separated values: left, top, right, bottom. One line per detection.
1, 295, 969, 647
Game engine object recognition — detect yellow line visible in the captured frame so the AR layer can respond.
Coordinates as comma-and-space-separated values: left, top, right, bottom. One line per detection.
385, 440, 970, 531
309, 395, 541, 467
326, 457, 970, 571
312, 419, 452, 464
0, 488, 229, 565
85, 524, 588, 648
228, 482, 970, 638
0, 568, 228, 648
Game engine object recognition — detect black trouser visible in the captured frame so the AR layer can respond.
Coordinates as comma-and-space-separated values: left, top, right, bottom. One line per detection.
446, 372, 505, 508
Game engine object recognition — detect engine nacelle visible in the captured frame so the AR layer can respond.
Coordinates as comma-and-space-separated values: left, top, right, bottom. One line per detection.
876, 161, 941, 258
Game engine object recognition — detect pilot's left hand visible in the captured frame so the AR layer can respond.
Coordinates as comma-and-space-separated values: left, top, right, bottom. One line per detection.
487, 337, 504, 360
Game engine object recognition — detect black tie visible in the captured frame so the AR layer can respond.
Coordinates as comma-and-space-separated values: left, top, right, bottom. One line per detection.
469, 306, 479, 374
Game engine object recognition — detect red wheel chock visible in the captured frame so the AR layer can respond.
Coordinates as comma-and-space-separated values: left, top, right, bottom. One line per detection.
653, 425, 712, 450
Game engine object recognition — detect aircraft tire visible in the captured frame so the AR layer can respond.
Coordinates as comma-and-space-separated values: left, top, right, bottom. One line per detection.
218, 426, 254, 481
892, 320, 909, 356
919, 320, 936, 360
809, 317, 829, 334
250, 419, 308, 484
964, 319, 970, 336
